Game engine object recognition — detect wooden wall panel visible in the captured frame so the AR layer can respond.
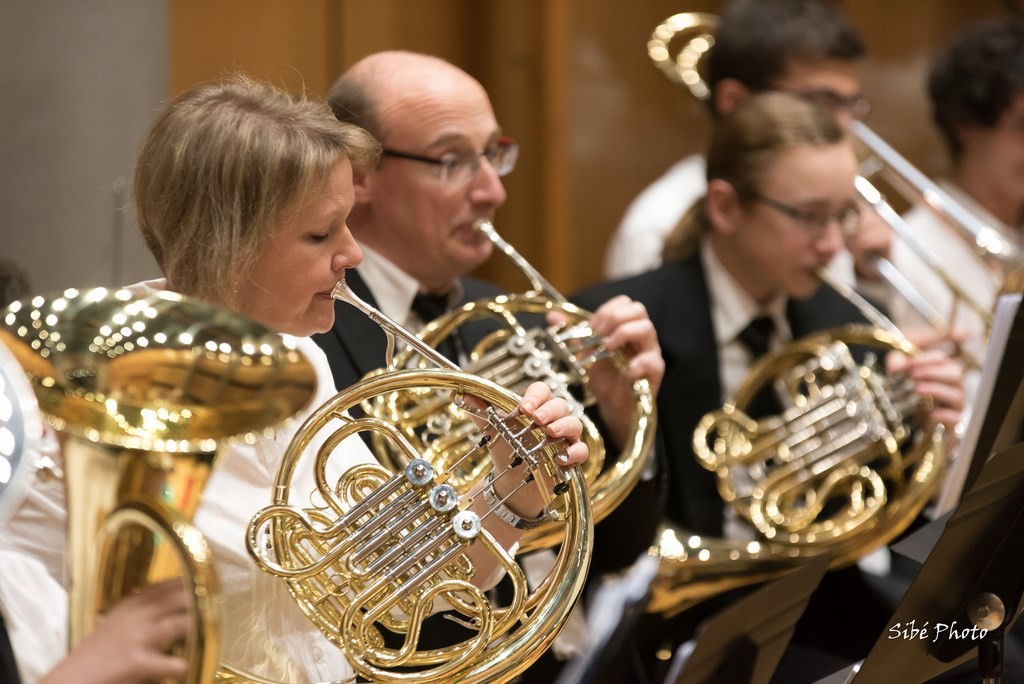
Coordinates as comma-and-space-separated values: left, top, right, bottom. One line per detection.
169, 0, 1020, 294
170, 0, 334, 95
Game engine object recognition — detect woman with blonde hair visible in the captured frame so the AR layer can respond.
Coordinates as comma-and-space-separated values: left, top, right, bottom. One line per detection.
1, 75, 586, 683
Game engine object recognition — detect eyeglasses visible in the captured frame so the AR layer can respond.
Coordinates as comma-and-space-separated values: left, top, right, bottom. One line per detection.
776, 88, 872, 121
381, 136, 519, 184
750, 192, 860, 237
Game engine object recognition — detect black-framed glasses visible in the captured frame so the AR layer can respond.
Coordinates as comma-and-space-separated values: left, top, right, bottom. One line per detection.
750, 192, 860, 237
381, 136, 519, 184
776, 87, 872, 121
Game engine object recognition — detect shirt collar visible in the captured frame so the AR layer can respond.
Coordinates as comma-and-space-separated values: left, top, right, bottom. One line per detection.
701, 238, 790, 346
355, 243, 464, 327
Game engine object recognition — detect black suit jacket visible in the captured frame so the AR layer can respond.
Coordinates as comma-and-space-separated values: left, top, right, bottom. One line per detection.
574, 253, 868, 537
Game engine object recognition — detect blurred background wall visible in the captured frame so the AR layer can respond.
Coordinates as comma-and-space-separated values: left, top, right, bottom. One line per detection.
0, 0, 1015, 296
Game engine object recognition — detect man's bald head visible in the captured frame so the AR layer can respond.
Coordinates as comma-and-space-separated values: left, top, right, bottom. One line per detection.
328, 51, 486, 142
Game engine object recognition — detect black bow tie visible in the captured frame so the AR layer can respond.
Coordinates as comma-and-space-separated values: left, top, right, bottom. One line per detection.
411, 291, 453, 324
411, 290, 459, 362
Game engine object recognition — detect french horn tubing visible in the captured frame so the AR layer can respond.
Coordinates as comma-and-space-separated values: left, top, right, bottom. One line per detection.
244, 278, 594, 683
644, 13, 949, 617
1, 287, 319, 683
372, 219, 656, 552
648, 270, 948, 616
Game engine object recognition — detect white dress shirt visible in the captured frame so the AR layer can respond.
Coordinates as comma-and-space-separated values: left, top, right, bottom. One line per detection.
605, 154, 708, 279
701, 239, 790, 401
357, 243, 465, 332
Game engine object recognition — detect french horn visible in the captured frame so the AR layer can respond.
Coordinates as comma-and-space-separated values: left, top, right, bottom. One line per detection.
244, 278, 594, 683
648, 270, 948, 616
368, 219, 656, 552
644, 12, 950, 616
1, 287, 318, 683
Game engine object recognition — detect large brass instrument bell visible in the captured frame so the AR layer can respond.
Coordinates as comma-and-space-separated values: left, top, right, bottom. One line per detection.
373, 220, 655, 552
0, 288, 317, 683
244, 279, 593, 683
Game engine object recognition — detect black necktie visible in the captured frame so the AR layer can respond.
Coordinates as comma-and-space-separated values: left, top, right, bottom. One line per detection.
737, 315, 784, 419
411, 291, 460, 363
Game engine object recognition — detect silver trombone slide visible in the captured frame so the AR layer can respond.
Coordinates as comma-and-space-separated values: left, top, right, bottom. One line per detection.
852, 120, 1022, 267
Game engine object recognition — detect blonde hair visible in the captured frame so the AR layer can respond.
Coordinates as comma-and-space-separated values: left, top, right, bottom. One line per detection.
134, 75, 380, 308
662, 92, 844, 262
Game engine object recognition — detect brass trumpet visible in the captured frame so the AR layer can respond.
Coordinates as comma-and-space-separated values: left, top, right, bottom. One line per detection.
244, 278, 594, 683
370, 219, 656, 552
852, 120, 1024, 369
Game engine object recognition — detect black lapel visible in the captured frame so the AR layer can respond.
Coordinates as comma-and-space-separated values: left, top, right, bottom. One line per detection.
312, 269, 389, 392
655, 256, 727, 535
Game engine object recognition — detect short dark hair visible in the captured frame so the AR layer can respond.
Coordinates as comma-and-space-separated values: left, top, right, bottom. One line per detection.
929, 18, 1024, 160
708, 0, 866, 105
0, 258, 31, 308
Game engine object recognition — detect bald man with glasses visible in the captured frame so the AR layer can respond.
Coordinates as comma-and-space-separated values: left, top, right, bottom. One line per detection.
312, 50, 667, 683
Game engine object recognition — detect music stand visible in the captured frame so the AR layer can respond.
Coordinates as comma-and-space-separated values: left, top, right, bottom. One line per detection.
663, 555, 831, 684
822, 441, 1024, 684
935, 293, 1024, 515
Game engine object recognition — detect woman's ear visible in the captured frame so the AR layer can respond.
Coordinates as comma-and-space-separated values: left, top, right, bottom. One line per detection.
706, 179, 742, 236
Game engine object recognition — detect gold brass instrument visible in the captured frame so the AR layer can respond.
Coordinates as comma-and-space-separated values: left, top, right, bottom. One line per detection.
648, 12, 720, 101
852, 120, 1024, 368
0, 287, 317, 683
372, 219, 656, 552
647, 270, 948, 616
0, 331, 44, 524
244, 278, 593, 683
643, 13, 951, 616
